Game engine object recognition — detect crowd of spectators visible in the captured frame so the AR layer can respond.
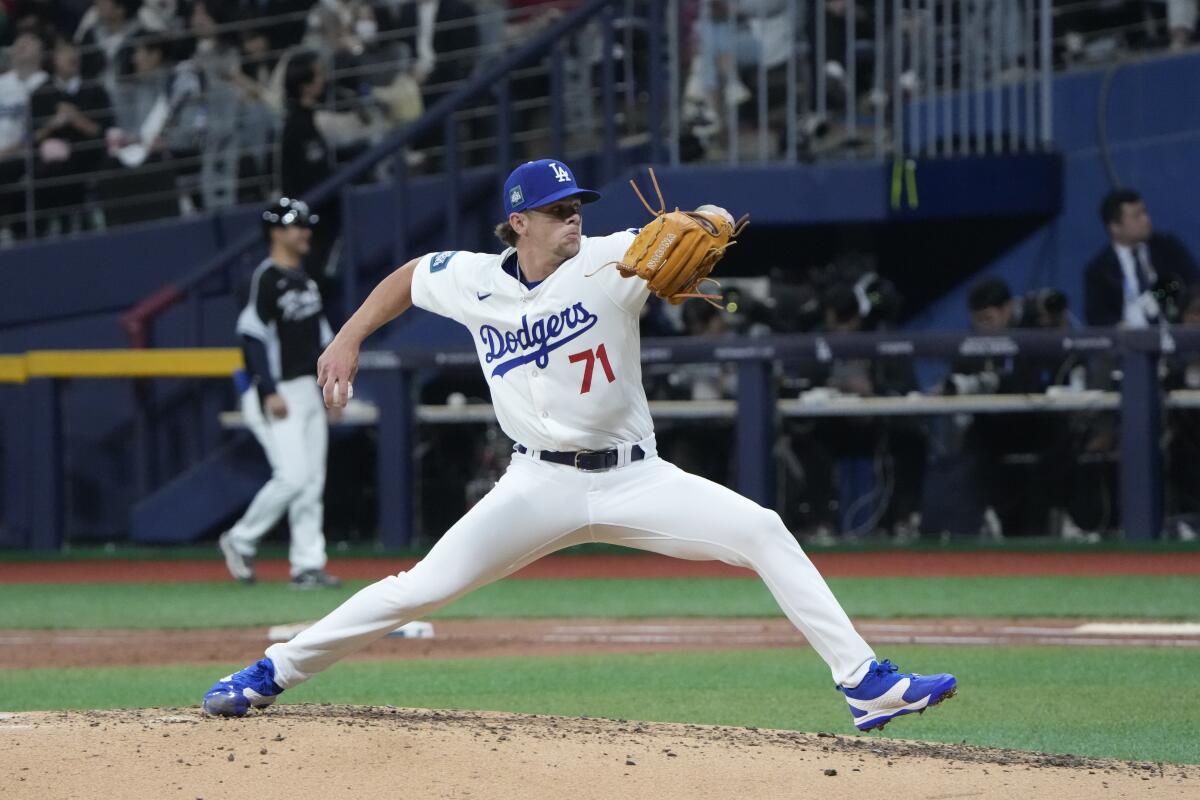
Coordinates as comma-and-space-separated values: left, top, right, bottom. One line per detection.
0, 0, 505, 242
3, 2, 1197, 238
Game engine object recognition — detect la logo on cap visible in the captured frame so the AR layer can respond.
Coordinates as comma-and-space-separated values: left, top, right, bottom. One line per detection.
509, 185, 524, 207
549, 162, 571, 183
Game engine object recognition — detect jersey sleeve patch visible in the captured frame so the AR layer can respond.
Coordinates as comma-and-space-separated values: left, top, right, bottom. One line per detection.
429, 251, 458, 273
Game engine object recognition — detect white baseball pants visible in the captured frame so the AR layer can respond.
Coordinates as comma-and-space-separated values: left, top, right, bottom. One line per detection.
266, 440, 876, 688
226, 375, 329, 576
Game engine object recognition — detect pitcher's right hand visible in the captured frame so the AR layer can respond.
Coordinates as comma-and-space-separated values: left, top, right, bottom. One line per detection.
317, 336, 360, 408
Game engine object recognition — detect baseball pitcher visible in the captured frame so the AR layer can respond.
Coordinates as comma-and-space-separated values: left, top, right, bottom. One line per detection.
204, 161, 956, 731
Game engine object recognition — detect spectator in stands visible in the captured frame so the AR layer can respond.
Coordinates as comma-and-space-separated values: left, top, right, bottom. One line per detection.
234, 16, 278, 98
0, 30, 49, 238
304, 0, 382, 99
30, 37, 113, 232
499, 0, 579, 158
1166, 0, 1195, 47
100, 30, 201, 223
74, 0, 143, 87
1167, 0, 1198, 49
1084, 188, 1199, 328
694, 0, 755, 124
389, 0, 479, 88
390, 0, 480, 162
179, 0, 241, 209
297, 2, 396, 164
808, 0, 873, 114
279, 50, 331, 198
279, 49, 340, 283
684, 0, 790, 156
139, 0, 184, 34
232, 0, 310, 52
229, 15, 280, 203
9, 1, 88, 44
108, 29, 201, 155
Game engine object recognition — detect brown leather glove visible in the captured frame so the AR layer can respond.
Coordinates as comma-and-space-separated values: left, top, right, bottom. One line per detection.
614, 169, 748, 305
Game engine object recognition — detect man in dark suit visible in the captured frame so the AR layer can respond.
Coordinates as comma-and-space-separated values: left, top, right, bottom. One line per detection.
1084, 188, 1199, 327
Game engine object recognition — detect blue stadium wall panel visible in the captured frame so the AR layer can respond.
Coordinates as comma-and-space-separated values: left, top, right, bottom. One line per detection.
585, 156, 1061, 231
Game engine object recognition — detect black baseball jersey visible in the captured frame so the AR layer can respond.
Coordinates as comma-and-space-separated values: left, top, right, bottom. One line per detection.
236, 259, 333, 393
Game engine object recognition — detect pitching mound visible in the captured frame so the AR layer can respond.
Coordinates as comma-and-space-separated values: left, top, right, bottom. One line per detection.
2, 706, 1194, 799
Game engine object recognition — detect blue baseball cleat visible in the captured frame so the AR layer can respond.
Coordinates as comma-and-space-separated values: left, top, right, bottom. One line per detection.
202, 658, 284, 717
839, 659, 957, 732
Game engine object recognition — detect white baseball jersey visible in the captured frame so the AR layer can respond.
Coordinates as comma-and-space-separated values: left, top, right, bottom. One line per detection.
410, 232, 654, 452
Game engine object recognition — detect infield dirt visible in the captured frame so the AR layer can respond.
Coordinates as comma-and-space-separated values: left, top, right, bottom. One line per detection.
2, 616, 1195, 670
1, 706, 1194, 799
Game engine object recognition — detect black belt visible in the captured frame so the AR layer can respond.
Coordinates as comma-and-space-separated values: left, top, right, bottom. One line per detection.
515, 444, 645, 472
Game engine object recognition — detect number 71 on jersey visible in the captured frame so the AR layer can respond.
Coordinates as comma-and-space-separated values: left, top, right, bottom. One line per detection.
568, 344, 615, 394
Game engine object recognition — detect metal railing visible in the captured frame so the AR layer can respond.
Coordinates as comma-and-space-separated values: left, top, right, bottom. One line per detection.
670, 0, 1056, 165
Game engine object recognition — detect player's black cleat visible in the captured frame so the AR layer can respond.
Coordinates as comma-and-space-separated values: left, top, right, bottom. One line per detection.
289, 569, 342, 589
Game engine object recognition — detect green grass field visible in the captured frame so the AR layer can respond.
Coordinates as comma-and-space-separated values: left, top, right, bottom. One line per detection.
2, 575, 1199, 629
2, 646, 1195, 764
2, 573, 1198, 764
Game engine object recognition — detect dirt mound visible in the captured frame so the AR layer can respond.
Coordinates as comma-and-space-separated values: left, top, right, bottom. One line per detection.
1, 706, 1194, 799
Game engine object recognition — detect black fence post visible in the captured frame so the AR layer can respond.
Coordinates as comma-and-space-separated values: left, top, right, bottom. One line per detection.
377, 365, 414, 548
1, 384, 30, 547
1119, 348, 1163, 540
736, 359, 776, 509
28, 378, 63, 550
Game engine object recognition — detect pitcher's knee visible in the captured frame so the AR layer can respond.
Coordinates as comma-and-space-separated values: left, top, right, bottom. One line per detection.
732, 508, 798, 558
382, 570, 464, 617
762, 508, 789, 533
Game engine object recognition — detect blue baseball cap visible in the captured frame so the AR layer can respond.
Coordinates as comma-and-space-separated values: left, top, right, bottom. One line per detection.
503, 159, 601, 215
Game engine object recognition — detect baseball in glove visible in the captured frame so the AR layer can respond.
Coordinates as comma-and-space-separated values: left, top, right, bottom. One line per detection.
610, 168, 749, 306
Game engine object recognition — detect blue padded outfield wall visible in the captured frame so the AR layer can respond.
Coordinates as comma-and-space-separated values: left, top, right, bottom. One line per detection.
2, 51, 1199, 544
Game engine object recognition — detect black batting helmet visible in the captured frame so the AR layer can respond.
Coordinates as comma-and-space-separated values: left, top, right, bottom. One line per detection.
261, 197, 318, 240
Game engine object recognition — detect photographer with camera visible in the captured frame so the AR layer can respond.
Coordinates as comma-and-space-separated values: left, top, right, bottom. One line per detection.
938, 278, 1101, 540
786, 278, 925, 543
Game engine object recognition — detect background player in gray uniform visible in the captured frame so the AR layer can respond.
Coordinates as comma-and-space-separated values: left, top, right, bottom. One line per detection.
205, 163, 956, 731
218, 197, 342, 590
